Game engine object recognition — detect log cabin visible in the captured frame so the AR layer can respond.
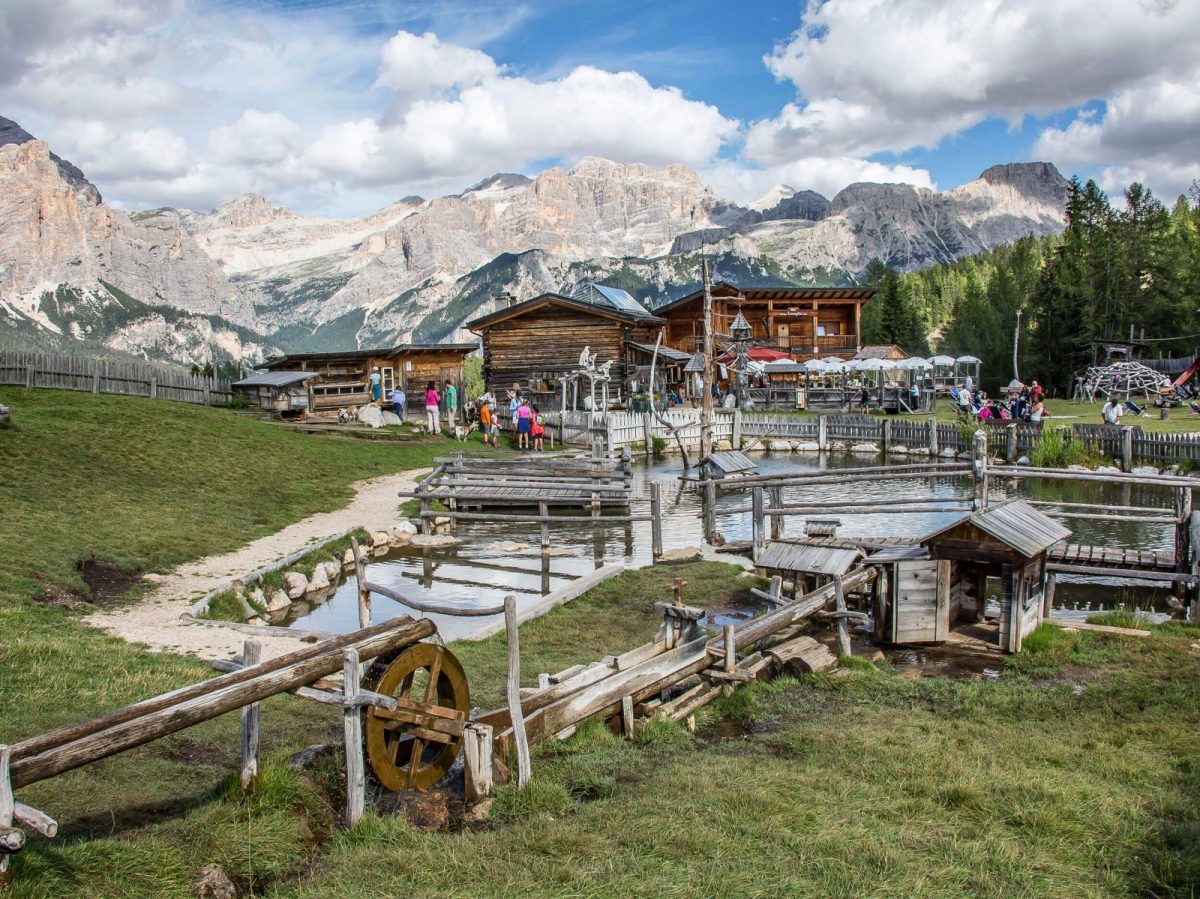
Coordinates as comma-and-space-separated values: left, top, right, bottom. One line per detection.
262, 343, 477, 414
467, 286, 667, 406
870, 500, 1070, 653
655, 283, 875, 360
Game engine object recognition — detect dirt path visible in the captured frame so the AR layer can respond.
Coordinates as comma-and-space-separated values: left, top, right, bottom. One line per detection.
88, 470, 422, 662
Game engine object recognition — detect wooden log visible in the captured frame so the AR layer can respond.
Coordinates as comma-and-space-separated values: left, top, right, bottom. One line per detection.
714, 462, 971, 488
418, 510, 649, 524
463, 723, 494, 803
723, 624, 736, 673
1048, 619, 1150, 637
987, 465, 1200, 488
662, 681, 722, 722
752, 486, 765, 559
13, 803, 55, 839
350, 536, 370, 629
650, 482, 663, 559
703, 479, 717, 545
833, 577, 852, 658
1045, 564, 1198, 583
505, 596, 531, 789
342, 649, 364, 828
765, 635, 837, 674
621, 695, 635, 736
239, 639, 262, 792
539, 501, 550, 553
363, 581, 505, 616
769, 487, 785, 540
0, 745, 11, 888
10, 617, 434, 789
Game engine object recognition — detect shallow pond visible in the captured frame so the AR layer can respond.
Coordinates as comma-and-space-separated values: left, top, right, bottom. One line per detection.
286, 452, 1180, 638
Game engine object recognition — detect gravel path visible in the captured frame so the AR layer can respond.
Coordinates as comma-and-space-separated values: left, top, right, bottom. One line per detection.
87, 470, 421, 662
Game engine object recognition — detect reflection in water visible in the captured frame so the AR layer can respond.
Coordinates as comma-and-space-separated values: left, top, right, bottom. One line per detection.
288, 452, 1179, 636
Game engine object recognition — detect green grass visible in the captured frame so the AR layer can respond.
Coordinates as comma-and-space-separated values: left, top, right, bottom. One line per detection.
3, 387, 1200, 897
1087, 608, 1153, 631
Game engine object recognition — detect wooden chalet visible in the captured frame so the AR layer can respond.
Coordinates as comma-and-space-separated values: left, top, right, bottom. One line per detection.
655, 283, 875, 360
871, 500, 1070, 653
853, 344, 907, 362
466, 286, 666, 406
263, 343, 477, 414
231, 370, 317, 416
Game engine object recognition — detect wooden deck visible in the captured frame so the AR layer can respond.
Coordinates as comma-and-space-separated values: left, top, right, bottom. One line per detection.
1046, 543, 1176, 571
430, 484, 629, 507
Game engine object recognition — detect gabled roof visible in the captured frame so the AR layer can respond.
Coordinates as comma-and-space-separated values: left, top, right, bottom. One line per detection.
234, 371, 319, 388
854, 344, 907, 360
701, 450, 756, 474
627, 341, 693, 363
466, 292, 665, 331
263, 343, 477, 368
653, 282, 876, 316
921, 500, 1071, 558
756, 541, 864, 576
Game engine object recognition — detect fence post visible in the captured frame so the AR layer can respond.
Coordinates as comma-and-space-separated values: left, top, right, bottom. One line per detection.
539, 501, 550, 554
463, 723, 494, 803
818, 414, 828, 451
25, 365, 34, 389
642, 412, 653, 458
240, 639, 262, 792
770, 486, 785, 540
650, 483, 663, 559
928, 419, 939, 457
0, 743, 12, 890
704, 479, 718, 546
504, 595, 531, 789
342, 648, 364, 827
881, 418, 891, 455
972, 429, 989, 511
1121, 426, 1134, 471
148, 377, 157, 400
833, 577, 852, 658
92, 370, 100, 394
1174, 488, 1192, 573
752, 486, 765, 559
203, 383, 211, 406
732, 408, 743, 449
1006, 423, 1018, 464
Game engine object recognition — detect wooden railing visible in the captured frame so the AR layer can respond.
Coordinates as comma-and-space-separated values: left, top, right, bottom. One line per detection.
0, 351, 232, 407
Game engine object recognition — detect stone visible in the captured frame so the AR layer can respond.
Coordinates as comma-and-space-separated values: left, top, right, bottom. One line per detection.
248, 587, 266, 610
487, 540, 531, 553
191, 864, 237, 899
357, 404, 384, 428
713, 439, 733, 451
246, 616, 265, 627
370, 530, 392, 549
1016, 455, 1030, 466
1131, 466, 1159, 476
463, 797, 495, 824
1097, 465, 1121, 474
266, 589, 290, 612
541, 546, 576, 557
850, 443, 880, 454
888, 444, 909, 454
321, 560, 341, 582
377, 789, 459, 832
768, 439, 793, 452
433, 515, 451, 527
307, 564, 330, 592
939, 447, 958, 459
389, 529, 413, 547
342, 547, 356, 569
391, 519, 418, 536
829, 440, 847, 451
283, 571, 308, 599
288, 744, 337, 772
380, 410, 401, 426
410, 533, 462, 548
1068, 464, 1089, 471
659, 546, 703, 563
793, 441, 821, 452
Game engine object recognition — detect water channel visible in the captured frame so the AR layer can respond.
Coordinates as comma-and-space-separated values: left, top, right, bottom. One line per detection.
287, 453, 1178, 639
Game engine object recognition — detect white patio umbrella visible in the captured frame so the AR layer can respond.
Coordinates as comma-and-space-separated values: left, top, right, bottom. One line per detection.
928, 354, 956, 366
897, 356, 933, 369
955, 355, 981, 364
855, 358, 886, 371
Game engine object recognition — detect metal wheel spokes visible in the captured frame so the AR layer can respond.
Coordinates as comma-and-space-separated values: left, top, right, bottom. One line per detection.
363, 642, 470, 792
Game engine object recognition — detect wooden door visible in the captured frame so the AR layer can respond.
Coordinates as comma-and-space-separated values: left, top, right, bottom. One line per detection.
891, 560, 950, 643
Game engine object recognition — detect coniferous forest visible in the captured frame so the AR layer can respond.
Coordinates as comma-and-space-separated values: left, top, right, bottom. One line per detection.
860, 178, 1200, 395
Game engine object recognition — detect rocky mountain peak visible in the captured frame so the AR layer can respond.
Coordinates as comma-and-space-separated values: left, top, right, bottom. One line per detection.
0, 115, 101, 204
460, 173, 531, 197
749, 184, 795, 212
211, 193, 296, 229
977, 161, 1071, 206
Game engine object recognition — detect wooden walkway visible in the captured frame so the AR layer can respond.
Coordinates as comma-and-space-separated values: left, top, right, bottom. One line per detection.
1046, 543, 1176, 571
429, 484, 629, 507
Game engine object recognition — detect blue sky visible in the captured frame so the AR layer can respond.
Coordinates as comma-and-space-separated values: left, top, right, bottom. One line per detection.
1, 0, 1196, 215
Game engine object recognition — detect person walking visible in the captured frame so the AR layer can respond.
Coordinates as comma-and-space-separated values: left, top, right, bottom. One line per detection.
425, 381, 441, 434
516, 397, 532, 449
444, 380, 458, 425
391, 384, 406, 421
368, 366, 382, 405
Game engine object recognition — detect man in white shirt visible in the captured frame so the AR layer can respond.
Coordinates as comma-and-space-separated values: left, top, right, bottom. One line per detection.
1102, 396, 1123, 425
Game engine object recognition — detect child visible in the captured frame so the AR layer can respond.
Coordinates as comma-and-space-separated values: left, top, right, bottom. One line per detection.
478, 397, 494, 447
530, 405, 544, 452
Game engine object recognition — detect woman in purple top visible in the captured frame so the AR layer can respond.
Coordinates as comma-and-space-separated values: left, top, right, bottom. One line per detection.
425, 381, 441, 434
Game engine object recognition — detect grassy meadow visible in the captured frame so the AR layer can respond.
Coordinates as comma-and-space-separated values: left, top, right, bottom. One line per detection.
1, 387, 1199, 897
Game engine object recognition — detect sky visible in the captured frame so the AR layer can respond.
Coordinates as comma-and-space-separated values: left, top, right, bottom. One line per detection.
1, 0, 1197, 217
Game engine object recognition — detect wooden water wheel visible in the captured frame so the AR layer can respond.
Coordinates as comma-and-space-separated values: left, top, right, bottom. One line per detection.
362, 642, 470, 792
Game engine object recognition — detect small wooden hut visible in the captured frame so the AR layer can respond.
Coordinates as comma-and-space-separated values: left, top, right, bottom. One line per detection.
232, 371, 317, 416
872, 500, 1070, 653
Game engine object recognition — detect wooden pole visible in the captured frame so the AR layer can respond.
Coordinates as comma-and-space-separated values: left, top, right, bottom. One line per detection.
700, 259, 714, 461
1042, 572, 1057, 620
342, 648, 364, 827
723, 624, 736, 673
1122, 426, 1134, 472
350, 536, 370, 629
621, 695, 635, 736
463, 723, 494, 803
928, 419, 939, 456
0, 745, 12, 891
751, 486, 764, 558
239, 639, 262, 792
972, 429, 989, 511
539, 501, 550, 554
769, 487, 785, 539
1175, 488, 1192, 573
834, 577, 852, 658
704, 478, 717, 545
818, 414, 828, 452
504, 595, 531, 788
650, 483, 663, 559
642, 412, 653, 458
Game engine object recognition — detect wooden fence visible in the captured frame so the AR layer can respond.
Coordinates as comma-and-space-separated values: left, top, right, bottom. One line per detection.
0, 351, 233, 407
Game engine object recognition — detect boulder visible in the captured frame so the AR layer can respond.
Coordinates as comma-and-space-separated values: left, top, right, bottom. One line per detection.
307, 564, 330, 592
248, 587, 266, 610
888, 444, 909, 454
1016, 455, 1031, 466
391, 519, 418, 536
768, 439, 793, 453
266, 590, 290, 613
713, 439, 733, 452
192, 864, 237, 899
829, 440, 847, 451
343, 547, 356, 568
659, 546, 703, 563
1097, 465, 1121, 474
288, 744, 336, 772
939, 447, 958, 459
410, 534, 462, 548
320, 560, 341, 583
370, 530, 392, 549
283, 571, 308, 599
357, 404, 384, 428
246, 616, 266, 627
1131, 466, 1159, 476
377, 789, 459, 832
793, 441, 821, 452
433, 515, 451, 527
487, 540, 531, 553
380, 410, 402, 426
389, 528, 413, 547
850, 443, 879, 454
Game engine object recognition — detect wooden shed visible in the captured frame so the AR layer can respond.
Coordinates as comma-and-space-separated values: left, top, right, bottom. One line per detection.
263, 343, 476, 415
872, 500, 1071, 653
232, 370, 317, 416
466, 286, 665, 407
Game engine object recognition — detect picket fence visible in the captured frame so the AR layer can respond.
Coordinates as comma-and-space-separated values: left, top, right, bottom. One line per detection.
0, 351, 233, 407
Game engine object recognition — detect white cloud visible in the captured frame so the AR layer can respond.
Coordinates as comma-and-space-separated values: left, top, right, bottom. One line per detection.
375, 31, 499, 110
750, 0, 1200, 164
